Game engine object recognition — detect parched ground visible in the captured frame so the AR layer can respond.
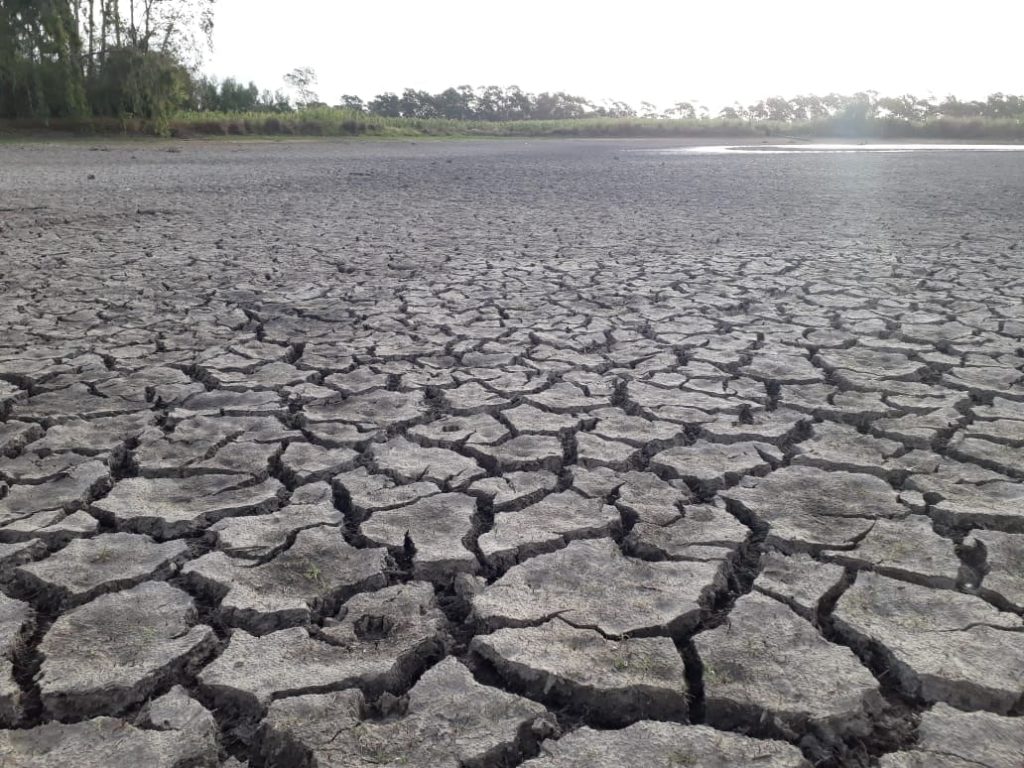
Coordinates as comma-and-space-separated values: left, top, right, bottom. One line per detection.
0, 138, 1022, 767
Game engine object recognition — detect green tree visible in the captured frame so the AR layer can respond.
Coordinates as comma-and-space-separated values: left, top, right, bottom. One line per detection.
533, 91, 588, 119
601, 100, 636, 118
0, 0, 88, 118
1, 0, 215, 120
368, 91, 401, 117
283, 66, 318, 108
476, 85, 506, 120
339, 94, 364, 112
217, 77, 258, 111
88, 45, 189, 123
505, 85, 532, 119
258, 88, 290, 112
398, 88, 436, 118
877, 94, 916, 120
433, 87, 473, 119
668, 101, 696, 119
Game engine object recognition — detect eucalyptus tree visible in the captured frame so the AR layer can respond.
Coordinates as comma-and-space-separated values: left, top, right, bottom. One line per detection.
1, 0, 214, 119
283, 66, 318, 108
0, 0, 87, 117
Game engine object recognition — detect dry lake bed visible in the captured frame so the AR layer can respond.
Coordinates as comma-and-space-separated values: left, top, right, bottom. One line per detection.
0, 138, 1022, 767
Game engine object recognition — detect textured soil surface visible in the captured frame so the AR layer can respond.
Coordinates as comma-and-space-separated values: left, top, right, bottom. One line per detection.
0, 138, 1022, 767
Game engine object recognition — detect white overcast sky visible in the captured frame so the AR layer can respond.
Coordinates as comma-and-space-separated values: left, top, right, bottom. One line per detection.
207, 0, 1022, 110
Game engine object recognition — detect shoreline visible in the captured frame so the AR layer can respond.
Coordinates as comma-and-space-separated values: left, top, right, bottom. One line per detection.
2, 131, 1024, 147
2, 115, 1023, 144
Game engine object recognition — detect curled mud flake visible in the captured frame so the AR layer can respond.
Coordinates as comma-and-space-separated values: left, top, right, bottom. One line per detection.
753, 551, 848, 619
279, 441, 359, 485
0, 710, 220, 767
574, 432, 642, 470
965, 529, 1024, 612
946, 434, 1024, 479
878, 703, 1024, 768
91, 474, 286, 540
820, 515, 963, 590
722, 466, 905, 554
473, 538, 728, 638
468, 470, 558, 512
15, 532, 188, 608
0, 460, 111, 529
470, 618, 688, 725
441, 381, 511, 414
791, 421, 903, 477
624, 502, 750, 564
479, 490, 620, 570
524, 382, 610, 413
333, 466, 441, 518
200, 582, 445, 717
10, 384, 145, 426
37, 581, 216, 720
467, 434, 565, 473
521, 721, 810, 767
651, 440, 771, 496
833, 570, 1024, 714
408, 413, 509, 448
0, 593, 33, 725
695, 592, 885, 747
369, 437, 485, 489
209, 487, 342, 559
502, 404, 583, 436
922, 480, 1024, 533
257, 657, 551, 768
302, 389, 429, 430
360, 492, 480, 581
182, 526, 388, 634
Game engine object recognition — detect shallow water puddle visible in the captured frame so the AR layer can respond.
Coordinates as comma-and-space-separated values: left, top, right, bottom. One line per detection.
663, 143, 1024, 154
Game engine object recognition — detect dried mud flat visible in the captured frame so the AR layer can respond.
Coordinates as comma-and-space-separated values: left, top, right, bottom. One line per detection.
0, 138, 1022, 767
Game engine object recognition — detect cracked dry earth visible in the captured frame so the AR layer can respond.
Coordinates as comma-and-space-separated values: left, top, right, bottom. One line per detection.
0, 138, 1022, 768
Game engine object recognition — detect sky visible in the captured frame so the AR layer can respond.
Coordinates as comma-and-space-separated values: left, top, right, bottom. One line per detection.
207, 1, 1023, 111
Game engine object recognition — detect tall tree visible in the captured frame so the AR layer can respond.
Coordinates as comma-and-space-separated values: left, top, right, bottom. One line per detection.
283, 66, 318, 108
0, 0, 87, 117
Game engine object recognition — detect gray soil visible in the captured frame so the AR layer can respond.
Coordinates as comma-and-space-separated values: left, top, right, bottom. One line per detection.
0, 137, 1022, 767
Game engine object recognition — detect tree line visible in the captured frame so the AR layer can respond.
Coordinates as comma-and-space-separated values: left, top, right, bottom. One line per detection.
3, 2, 1024, 128
1, 0, 213, 122
370, 89, 1024, 123
722, 92, 1024, 124
186, 73, 1024, 125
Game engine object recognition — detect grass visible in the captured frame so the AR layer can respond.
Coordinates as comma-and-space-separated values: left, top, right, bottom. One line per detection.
3, 109, 1023, 141
302, 560, 324, 586
669, 752, 698, 766
611, 648, 657, 674
352, 722, 396, 764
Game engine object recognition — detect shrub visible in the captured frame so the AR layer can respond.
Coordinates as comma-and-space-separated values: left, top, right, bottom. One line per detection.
88, 48, 191, 134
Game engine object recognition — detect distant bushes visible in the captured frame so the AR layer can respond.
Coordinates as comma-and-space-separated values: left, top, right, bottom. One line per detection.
86, 48, 192, 131
167, 112, 766, 138
161, 113, 1024, 141
3, 109, 1023, 141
